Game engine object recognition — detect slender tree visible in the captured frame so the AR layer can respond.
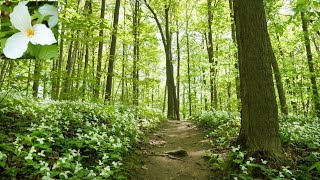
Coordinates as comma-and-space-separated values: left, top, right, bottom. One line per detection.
144, 0, 180, 120
105, 0, 121, 102
301, 12, 320, 118
132, 0, 140, 106
94, 0, 106, 99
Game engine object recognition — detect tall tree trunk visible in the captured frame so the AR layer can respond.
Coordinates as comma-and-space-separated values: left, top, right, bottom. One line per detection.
273, 34, 288, 115
32, 59, 42, 98
301, 12, 320, 118
132, 0, 140, 106
186, 17, 192, 117
206, 0, 215, 109
61, 40, 74, 100
176, 20, 181, 115
234, 0, 282, 158
105, 0, 121, 102
94, 0, 106, 99
26, 60, 32, 95
165, 4, 179, 120
144, 0, 179, 120
228, 0, 240, 110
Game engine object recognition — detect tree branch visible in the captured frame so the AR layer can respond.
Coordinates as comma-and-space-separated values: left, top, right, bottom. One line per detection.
143, 0, 167, 47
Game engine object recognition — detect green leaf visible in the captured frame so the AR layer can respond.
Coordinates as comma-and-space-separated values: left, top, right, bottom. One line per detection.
38, 45, 58, 60
309, 162, 320, 172
297, 0, 307, 5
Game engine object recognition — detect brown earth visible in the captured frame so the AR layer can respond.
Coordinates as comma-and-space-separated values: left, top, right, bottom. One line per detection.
132, 120, 213, 180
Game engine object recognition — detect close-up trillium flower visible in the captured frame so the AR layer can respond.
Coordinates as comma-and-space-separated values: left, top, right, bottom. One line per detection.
39, 4, 58, 28
3, 2, 57, 59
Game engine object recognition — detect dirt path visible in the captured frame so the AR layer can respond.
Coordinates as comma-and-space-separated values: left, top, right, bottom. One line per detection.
134, 120, 212, 180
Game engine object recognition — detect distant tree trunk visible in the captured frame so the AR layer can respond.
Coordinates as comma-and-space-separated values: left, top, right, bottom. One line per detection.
176, 20, 181, 115
228, 0, 240, 110
0, 60, 9, 91
202, 69, 208, 110
206, 0, 215, 109
186, 16, 192, 117
273, 34, 288, 115
313, 35, 320, 55
163, 83, 167, 113
105, 0, 121, 102
56, 25, 64, 99
301, 12, 320, 118
76, 43, 84, 98
121, 43, 126, 102
132, 0, 140, 106
26, 60, 32, 95
94, 0, 106, 99
234, 0, 282, 159
61, 40, 74, 99
51, 58, 57, 99
32, 59, 42, 98
82, 0, 92, 100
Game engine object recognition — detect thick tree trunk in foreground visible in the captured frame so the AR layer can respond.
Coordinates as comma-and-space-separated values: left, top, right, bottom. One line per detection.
234, 0, 282, 158
105, 0, 121, 102
301, 12, 320, 118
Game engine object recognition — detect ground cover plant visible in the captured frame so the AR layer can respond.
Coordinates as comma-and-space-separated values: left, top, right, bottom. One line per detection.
192, 111, 320, 179
0, 93, 164, 179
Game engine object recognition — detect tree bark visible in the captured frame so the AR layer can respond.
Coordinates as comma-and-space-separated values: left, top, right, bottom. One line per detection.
234, 0, 282, 158
132, 0, 140, 106
206, 0, 216, 109
176, 20, 181, 115
273, 34, 289, 115
94, 0, 106, 99
301, 12, 320, 118
186, 16, 192, 117
0, 60, 9, 91
105, 0, 121, 102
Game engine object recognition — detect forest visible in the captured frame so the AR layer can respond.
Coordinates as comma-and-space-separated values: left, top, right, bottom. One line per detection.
0, 0, 319, 179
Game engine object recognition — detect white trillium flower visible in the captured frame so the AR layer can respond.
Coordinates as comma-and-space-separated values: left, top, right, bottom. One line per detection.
3, 2, 57, 59
39, 4, 58, 28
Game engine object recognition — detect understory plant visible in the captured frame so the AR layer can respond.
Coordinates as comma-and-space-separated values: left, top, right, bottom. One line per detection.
0, 93, 164, 179
192, 110, 320, 179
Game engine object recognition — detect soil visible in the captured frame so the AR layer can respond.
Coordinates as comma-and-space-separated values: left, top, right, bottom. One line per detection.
132, 120, 213, 180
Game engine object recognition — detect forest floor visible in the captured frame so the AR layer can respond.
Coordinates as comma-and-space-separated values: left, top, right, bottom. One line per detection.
131, 120, 213, 180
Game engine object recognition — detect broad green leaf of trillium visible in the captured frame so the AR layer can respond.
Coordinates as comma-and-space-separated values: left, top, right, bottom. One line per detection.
3, 2, 57, 59
39, 4, 58, 28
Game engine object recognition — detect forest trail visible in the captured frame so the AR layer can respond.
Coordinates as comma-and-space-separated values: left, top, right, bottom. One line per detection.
134, 120, 213, 180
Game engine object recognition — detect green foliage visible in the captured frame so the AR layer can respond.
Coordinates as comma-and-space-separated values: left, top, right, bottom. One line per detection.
0, 93, 163, 179
192, 111, 320, 179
